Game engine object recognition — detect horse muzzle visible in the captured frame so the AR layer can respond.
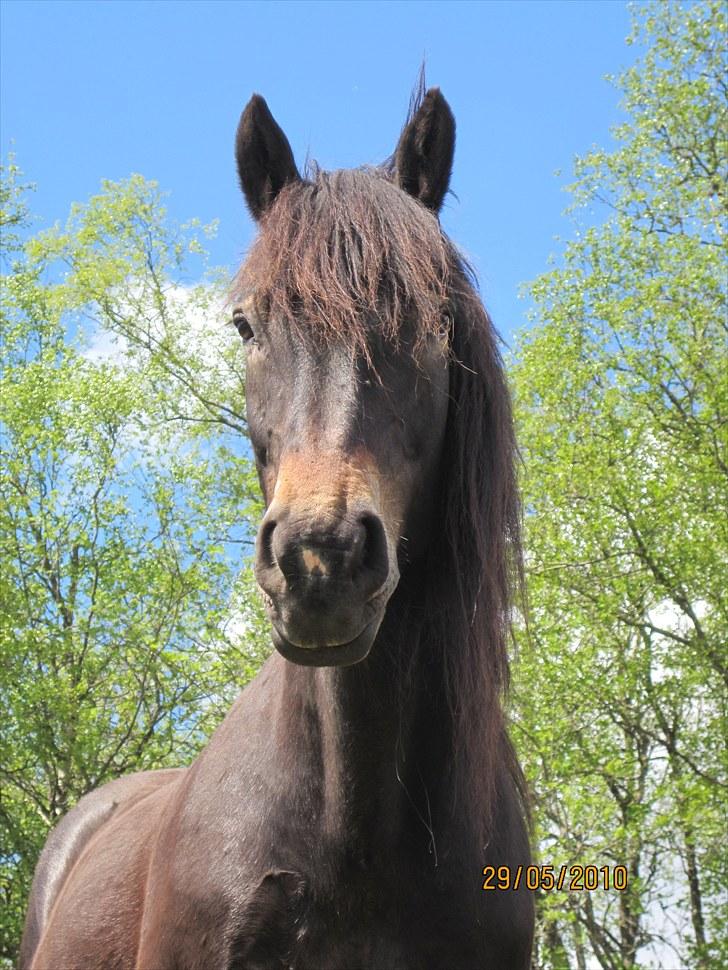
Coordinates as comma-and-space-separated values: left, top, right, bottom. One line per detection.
255, 502, 398, 666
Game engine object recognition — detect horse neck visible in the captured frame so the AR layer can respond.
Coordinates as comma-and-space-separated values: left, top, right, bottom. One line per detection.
277, 563, 452, 852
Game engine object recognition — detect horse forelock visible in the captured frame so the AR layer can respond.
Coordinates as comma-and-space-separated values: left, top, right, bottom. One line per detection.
232, 166, 453, 356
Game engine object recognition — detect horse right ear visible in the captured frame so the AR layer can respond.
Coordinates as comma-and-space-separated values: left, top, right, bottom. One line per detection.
236, 95, 300, 221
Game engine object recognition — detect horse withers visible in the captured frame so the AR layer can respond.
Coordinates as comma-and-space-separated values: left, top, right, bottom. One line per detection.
21, 86, 534, 969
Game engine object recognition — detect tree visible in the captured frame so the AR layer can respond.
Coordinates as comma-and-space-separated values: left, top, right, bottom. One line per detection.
0, 166, 268, 961
511, 3, 727, 968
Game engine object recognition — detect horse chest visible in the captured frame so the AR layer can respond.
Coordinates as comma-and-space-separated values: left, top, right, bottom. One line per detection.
226, 850, 481, 970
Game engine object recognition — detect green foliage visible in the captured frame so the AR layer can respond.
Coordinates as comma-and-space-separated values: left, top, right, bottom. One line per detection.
511, 3, 727, 968
0, 166, 268, 961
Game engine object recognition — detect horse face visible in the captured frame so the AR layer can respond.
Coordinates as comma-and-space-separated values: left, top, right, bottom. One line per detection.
241, 310, 450, 666
234, 89, 456, 666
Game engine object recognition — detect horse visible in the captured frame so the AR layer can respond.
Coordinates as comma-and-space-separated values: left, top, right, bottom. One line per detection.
20, 86, 534, 969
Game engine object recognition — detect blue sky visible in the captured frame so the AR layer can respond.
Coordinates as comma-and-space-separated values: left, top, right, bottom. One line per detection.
1, 0, 636, 345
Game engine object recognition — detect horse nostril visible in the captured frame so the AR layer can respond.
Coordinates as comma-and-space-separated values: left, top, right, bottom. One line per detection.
258, 519, 277, 571
359, 513, 389, 587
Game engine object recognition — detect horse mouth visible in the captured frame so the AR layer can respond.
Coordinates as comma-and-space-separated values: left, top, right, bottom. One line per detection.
269, 612, 384, 667
257, 549, 399, 667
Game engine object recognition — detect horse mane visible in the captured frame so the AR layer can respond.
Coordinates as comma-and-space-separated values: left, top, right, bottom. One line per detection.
234, 164, 525, 845
424, 262, 526, 842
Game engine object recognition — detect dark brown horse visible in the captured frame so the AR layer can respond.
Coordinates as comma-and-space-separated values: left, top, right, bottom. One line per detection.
20, 87, 534, 969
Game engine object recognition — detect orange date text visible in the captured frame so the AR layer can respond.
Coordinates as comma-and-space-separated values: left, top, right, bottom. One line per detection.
481, 864, 628, 892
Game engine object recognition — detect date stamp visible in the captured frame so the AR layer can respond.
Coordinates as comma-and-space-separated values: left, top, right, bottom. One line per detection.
481, 865, 628, 892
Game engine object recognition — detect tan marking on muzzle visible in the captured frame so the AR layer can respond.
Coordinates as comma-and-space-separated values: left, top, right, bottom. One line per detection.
301, 547, 328, 575
273, 448, 382, 515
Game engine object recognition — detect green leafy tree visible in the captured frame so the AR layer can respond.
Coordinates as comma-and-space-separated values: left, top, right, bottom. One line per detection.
0, 166, 268, 961
511, 3, 727, 968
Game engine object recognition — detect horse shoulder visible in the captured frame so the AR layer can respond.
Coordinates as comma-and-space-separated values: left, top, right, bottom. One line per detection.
22, 769, 182, 970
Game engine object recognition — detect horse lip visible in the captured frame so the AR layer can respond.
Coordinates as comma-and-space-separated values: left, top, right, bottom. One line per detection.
270, 613, 384, 667
257, 577, 396, 649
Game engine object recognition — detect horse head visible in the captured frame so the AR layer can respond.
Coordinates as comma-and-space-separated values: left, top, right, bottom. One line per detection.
233, 90, 457, 666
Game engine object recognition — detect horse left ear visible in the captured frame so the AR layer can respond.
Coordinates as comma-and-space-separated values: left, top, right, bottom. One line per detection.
236, 94, 300, 221
394, 87, 455, 214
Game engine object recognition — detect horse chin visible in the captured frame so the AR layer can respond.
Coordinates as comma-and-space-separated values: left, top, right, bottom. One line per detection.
270, 613, 384, 667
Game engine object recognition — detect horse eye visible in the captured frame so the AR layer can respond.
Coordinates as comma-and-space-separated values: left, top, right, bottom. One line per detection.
232, 309, 255, 342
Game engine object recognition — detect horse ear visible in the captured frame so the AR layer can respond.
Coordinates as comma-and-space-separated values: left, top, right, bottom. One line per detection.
394, 87, 455, 214
236, 95, 300, 221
